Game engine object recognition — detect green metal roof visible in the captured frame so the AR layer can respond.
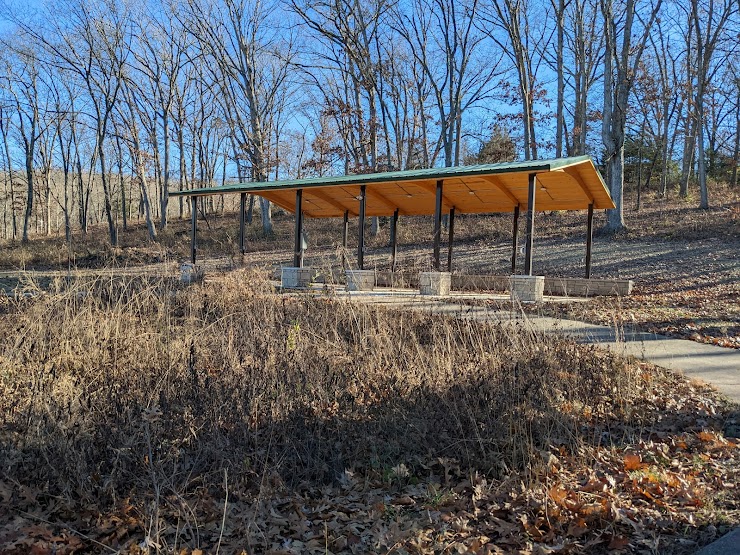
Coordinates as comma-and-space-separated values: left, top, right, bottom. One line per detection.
169, 155, 596, 197
170, 155, 613, 216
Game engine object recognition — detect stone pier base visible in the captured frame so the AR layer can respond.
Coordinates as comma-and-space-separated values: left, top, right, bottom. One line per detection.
419, 271, 451, 296
510, 275, 545, 303
346, 269, 375, 291
180, 263, 204, 284
281, 267, 314, 288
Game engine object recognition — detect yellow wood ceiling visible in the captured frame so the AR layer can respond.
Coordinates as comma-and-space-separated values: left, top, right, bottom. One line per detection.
173, 156, 615, 218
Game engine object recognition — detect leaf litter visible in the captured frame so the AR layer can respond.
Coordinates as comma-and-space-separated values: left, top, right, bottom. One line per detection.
0, 272, 738, 554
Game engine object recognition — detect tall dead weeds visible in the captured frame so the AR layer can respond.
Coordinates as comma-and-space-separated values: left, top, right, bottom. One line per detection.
0, 270, 638, 510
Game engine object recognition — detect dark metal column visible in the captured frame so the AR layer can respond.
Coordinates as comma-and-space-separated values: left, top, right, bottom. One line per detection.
294, 189, 303, 268
342, 210, 349, 248
358, 185, 366, 270
433, 179, 443, 271
239, 192, 246, 255
190, 196, 197, 264
511, 204, 520, 274
524, 173, 536, 276
585, 202, 594, 278
391, 208, 399, 272
342, 210, 349, 269
447, 207, 455, 272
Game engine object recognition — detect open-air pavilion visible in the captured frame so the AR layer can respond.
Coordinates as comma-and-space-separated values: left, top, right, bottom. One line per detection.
170, 155, 622, 300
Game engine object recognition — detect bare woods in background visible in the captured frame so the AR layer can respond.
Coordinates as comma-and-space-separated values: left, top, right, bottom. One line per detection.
0, 0, 738, 246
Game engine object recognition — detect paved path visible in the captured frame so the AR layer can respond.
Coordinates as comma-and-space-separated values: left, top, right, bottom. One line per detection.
327, 288, 740, 404
696, 529, 740, 555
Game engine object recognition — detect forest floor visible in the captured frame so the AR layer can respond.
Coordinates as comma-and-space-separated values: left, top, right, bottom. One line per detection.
0, 185, 737, 349
0, 188, 737, 554
0, 269, 738, 555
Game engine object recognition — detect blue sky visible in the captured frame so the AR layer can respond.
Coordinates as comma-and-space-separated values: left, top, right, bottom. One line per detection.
0, 0, 43, 33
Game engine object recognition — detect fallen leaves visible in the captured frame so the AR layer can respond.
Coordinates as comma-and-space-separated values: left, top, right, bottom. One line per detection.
1, 416, 738, 555
536, 280, 740, 351
623, 453, 643, 472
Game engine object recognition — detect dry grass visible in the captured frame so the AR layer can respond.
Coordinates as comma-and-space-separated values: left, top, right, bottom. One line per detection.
0, 272, 631, 496
0, 184, 738, 552
0, 272, 737, 553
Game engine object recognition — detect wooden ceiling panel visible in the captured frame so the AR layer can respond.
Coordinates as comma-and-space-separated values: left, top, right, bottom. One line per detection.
174, 157, 615, 217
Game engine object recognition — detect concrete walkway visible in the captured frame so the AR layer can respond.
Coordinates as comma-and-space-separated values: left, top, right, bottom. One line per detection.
696, 529, 740, 554
324, 287, 740, 404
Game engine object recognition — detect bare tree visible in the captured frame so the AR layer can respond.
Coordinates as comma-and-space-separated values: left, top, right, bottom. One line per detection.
689, 0, 736, 209
601, 0, 662, 232
14, 0, 132, 245
2, 48, 44, 243
118, 73, 158, 240
0, 101, 17, 240
647, 17, 682, 197
678, 8, 696, 198
552, 0, 568, 157
731, 63, 740, 189
291, 0, 385, 172
182, 0, 296, 235
131, 6, 190, 230
0, 54, 20, 240
394, 0, 501, 168
482, 0, 549, 160
560, 0, 603, 156
49, 83, 75, 242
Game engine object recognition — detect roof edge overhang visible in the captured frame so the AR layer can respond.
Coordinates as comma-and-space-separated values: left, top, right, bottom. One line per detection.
170, 155, 594, 198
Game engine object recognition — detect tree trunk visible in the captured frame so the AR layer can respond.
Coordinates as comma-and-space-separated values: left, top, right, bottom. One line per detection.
601, 0, 661, 231
44, 170, 51, 236
636, 124, 643, 211
0, 116, 16, 239
259, 197, 272, 235
98, 137, 118, 246
22, 148, 34, 244
680, 118, 696, 197
72, 123, 88, 233
160, 111, 170, 230
732, 87, 740, 188
555, 0, 565, 158
63, 167, 71, 242
659, 96, 671, 196
606, 149, 625, 230
178, 121, 186, 219
116, 134, 128, 232
695, 90, 710, 208
138, 169, 157, 241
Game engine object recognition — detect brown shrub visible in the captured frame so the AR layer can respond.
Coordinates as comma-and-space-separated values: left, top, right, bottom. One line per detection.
0, 271, 636, 508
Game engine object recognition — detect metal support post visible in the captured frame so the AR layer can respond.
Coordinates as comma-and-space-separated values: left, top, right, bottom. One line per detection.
524, 173, 536, 276
190, 196, 197, 264
433, 180, 443, 271
511, 205, 520, 274
239, 192, 246, 255
585, 202, 594, 278
342, 210, 349, 269
294, 189, 303, 268
447, 207, 455, 272
358, 185, 366, 270
391, 208, 399, 272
